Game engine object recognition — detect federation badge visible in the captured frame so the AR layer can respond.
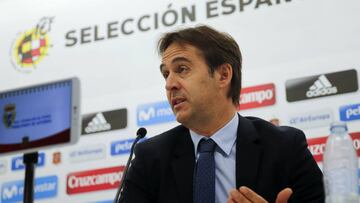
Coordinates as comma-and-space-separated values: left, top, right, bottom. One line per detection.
10, 17, 54, 73
53, 151, 61, 165
3, 104, 16, 128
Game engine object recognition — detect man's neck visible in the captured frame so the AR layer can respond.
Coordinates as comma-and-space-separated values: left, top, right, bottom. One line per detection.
189, 107, 237, 137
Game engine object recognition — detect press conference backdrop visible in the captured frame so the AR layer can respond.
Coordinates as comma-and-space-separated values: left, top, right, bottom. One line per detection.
0, 0, 360, 202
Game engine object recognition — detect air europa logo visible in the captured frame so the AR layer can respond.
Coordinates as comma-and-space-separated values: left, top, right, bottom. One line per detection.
288, 109, 333, 129
238, 83, 275, 111
68, 145, 105, 163
66, 166, 125, 194
10, 17, 54, 73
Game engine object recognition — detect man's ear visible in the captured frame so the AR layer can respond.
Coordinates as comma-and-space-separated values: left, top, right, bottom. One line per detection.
216, 63, 233, 87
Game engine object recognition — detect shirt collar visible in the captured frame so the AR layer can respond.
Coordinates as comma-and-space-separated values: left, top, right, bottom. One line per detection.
190, 113, 238, 156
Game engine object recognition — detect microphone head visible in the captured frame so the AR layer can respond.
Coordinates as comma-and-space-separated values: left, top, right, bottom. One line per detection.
136, 127, 147, 138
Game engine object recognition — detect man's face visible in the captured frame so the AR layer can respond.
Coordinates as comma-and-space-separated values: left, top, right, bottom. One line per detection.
160, 43, 222, 127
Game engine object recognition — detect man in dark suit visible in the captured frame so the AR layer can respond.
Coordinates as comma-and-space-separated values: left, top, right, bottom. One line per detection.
119, 25, 324, 203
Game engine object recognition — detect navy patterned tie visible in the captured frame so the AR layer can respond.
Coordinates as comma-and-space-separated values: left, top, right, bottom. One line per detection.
194, 138, 216, 203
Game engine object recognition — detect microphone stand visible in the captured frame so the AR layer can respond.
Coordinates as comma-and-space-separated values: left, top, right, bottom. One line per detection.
113, 128, 147, 203
23, 151, 39, 203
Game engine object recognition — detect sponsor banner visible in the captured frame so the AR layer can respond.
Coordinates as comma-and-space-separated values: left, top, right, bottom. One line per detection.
288, 109, 333, 129
358, 169, 360, 194
111, 138, 147, 156
91, 201, 113, 203
0, 160, 7, 174
359, 169, 360, 194
111, 138, 135, 156
82, 108, 127, 135
339, 103, 360, 122
67, 166, 125, 195
307, 132, 360, 162
286, 69, 358, 102
238, 83, 276, 111
137, 101, 175, 126
1, 175, 57, 203
68, 145, 106, 163
11, 152, 45, 171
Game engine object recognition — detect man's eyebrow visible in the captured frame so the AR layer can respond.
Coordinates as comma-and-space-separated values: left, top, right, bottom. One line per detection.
159, 57, 191, 72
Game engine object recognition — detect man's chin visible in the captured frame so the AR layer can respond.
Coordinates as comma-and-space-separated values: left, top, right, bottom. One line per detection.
175, 113, 189, 125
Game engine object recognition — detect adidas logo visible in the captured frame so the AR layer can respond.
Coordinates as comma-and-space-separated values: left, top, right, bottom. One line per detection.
84, 113, 111, 133
306, 75, 338, 98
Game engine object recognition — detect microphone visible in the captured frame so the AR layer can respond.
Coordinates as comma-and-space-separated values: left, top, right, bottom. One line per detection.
114, 127, 147, 203
136, 127, 147, 139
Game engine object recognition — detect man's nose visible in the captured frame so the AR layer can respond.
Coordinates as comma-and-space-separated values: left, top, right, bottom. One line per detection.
165, 73, 180, 91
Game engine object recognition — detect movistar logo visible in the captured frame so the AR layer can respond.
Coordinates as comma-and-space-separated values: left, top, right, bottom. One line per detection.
137, 101, 175, 126
1, 175, 57, 202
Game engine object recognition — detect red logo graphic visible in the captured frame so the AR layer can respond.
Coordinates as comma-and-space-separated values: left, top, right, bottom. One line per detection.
52, 151, 61, 165
66, 166, 125, 194
307, 132, 360, 162
238, 83, 276, 111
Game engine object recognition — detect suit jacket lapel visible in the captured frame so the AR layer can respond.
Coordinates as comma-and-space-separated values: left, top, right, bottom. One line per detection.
236, 115, 262, 190
171, 126, 195, 203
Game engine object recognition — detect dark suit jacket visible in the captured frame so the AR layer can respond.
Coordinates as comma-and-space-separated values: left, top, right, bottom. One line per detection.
120, 115, 325, 203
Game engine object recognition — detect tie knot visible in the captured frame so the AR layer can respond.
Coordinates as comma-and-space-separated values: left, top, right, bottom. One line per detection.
198, 138, 216, 153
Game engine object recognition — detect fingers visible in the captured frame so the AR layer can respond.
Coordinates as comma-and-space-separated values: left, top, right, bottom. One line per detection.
227, 186, 292, 203
227, 188, 251, 203
239, 186, 267, 203
275, 188, 293, 203
227, 187, 267, 203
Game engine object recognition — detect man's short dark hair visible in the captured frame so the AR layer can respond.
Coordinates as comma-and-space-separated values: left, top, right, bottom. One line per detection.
158, 25, 242, 105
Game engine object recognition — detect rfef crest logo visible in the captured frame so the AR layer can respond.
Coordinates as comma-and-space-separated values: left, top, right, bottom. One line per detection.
52, 152, 61, 165
2, 104, 16, 128
10, 17, 54, 73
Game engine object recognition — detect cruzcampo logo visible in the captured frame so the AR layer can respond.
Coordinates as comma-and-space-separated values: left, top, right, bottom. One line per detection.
10, 17, 54, 73
3, 104, 16, 128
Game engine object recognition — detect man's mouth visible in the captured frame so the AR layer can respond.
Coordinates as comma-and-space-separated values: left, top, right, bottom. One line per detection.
172, 98, 186, 107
